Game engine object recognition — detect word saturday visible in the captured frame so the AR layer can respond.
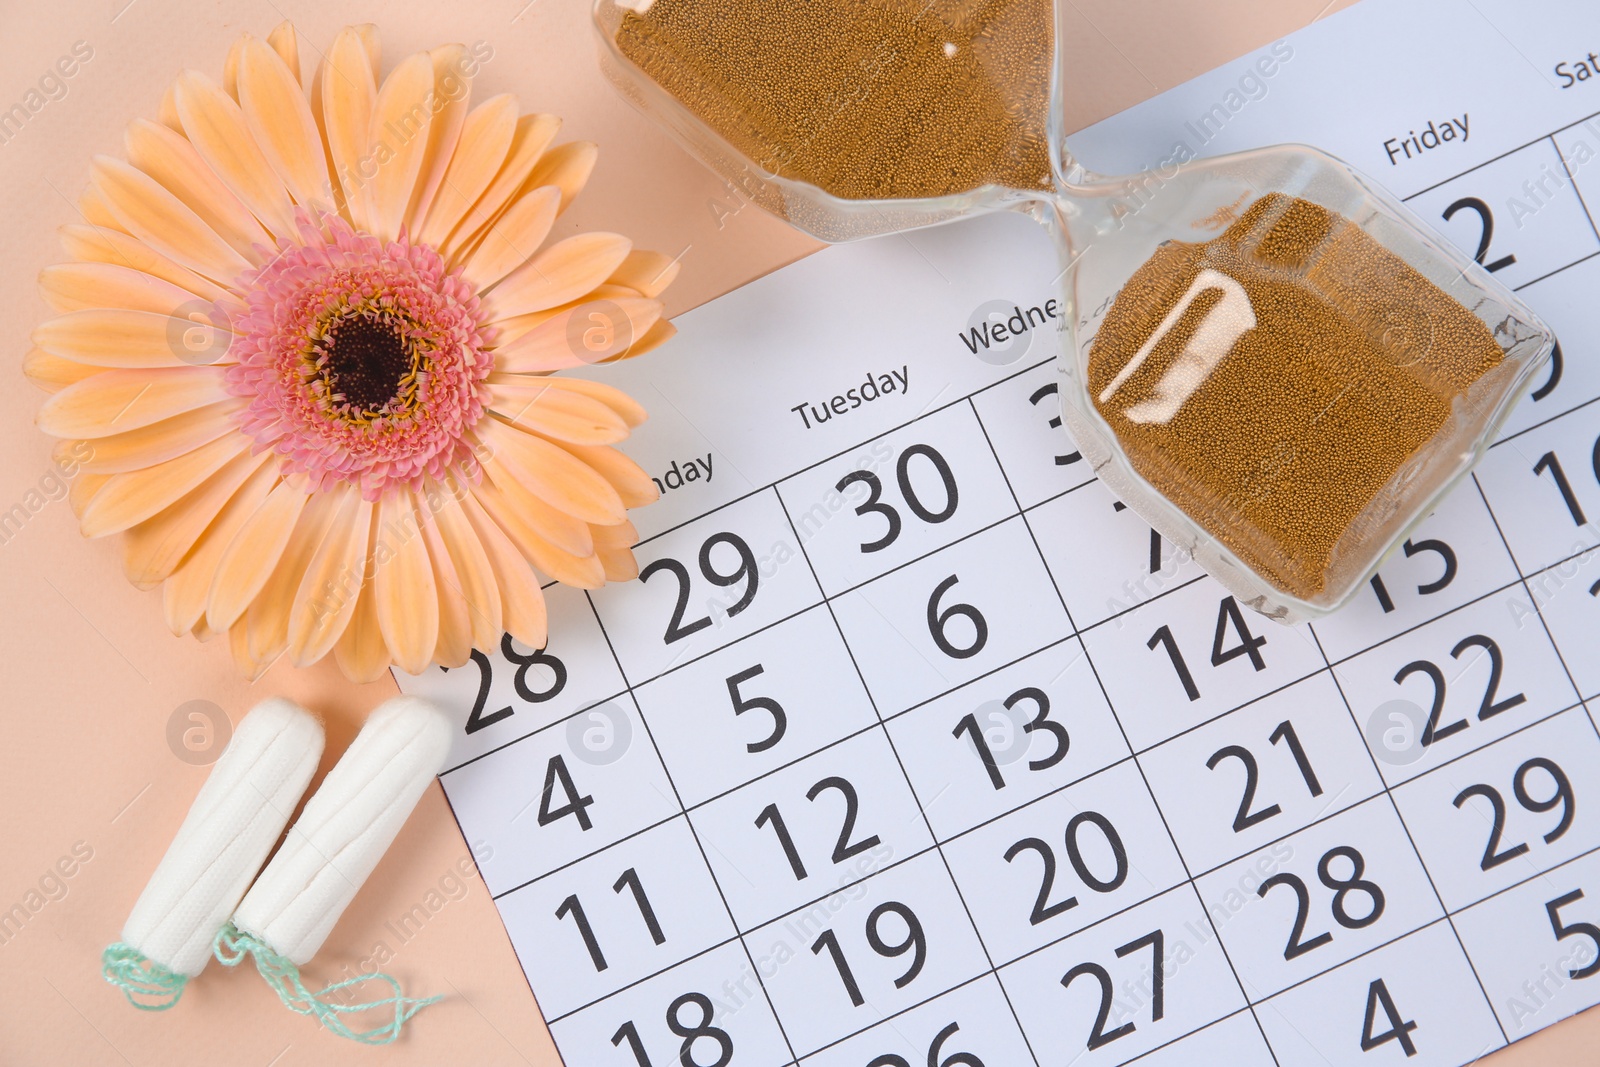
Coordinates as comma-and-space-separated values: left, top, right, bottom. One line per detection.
652, 454, 713, 495
790, 366, 909, 429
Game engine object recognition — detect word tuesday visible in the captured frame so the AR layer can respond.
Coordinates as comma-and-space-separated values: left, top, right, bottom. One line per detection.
790, 366, 909, 429
1383, 114, 1469, 165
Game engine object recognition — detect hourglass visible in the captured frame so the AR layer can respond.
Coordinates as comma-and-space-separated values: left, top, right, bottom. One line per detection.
590, 0, 1555, 622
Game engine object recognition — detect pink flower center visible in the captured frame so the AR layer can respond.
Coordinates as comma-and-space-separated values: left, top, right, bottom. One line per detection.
225, 213, 493, 499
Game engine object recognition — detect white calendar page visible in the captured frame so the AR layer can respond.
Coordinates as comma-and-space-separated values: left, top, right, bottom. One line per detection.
396, 0, 1600, 1062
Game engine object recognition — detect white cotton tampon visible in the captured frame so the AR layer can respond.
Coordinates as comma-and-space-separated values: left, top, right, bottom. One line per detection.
120, 698, 324, 978
231, 696, 452, 964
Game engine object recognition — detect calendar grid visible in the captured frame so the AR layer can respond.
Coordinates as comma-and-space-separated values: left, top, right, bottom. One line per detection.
965, 395, 1084, 635
1467, 475, 1598, 726
471, 632, 1085, 831
560, 408, 1580, 701
1518, 544, 1600, 706
404, 73, 1600, 1063
447, 367, 1600, 1052
969, 391, 1288, 1063
446, 370, 1600, 1056
533, 778, 1600, 1033
531, 676, 1564, 1013
541, 689, 1600, 1012
1546, 135, 1600, 247
794, 973, 1019, 1062
1511, 249, 1600, 294
1252, 918, 1504, 1064
1304, 220, 1598, 1043
1295, 838, 1600, 994
476, 672, 1589, 923
444, 535, 1595, 787
1492, 393, 1600, 452
611, 357, 1065, 555
441, 683, 630, 777
1306, 626, 1513, 1046
534, 822, 1600, 1047
538, 374, 1287, 1054
1399, 106, 1600, 203
770, 490, 1050, 1067
1116, 1008, 1259, 1067
583, 585, 808, 1065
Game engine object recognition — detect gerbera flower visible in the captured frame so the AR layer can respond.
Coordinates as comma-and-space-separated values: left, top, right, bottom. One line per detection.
28, 22, 676, 682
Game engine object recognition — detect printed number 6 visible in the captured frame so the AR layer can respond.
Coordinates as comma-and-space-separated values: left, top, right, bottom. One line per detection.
928, 574, 988, 659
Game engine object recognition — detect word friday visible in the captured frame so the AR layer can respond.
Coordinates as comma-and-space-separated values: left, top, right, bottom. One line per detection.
1383, 113, 1469, 164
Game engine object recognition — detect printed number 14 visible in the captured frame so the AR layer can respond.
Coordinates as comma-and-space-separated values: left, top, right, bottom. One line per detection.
1148, 596, 1267, 702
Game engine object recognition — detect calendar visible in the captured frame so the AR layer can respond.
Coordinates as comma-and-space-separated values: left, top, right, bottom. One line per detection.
396, 0, 1600, 1062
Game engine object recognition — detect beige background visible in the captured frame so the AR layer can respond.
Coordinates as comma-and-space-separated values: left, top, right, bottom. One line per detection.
0, 0, 1593, 1063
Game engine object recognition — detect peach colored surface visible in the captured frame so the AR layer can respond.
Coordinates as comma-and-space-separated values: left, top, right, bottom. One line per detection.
0, 0, 1592, 1064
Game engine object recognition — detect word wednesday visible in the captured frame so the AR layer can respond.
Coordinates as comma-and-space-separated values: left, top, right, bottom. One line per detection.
790, 366, 909, 429
957, 300, 1062, 356
1383, 113, 1469, 164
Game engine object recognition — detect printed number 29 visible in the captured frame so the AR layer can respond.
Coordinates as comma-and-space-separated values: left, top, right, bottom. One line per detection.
639, 532, 759, 644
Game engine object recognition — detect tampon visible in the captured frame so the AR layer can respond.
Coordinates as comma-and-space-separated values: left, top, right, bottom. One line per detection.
231, 696, 452, 963
103, 697, 323, 1008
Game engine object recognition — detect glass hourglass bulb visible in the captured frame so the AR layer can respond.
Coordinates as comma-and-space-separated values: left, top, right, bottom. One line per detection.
590, 0, 1556, 620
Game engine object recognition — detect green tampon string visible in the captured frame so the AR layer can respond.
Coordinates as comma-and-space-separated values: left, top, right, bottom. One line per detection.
212, 923, 441, 1045
102, 942, 189, 1010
